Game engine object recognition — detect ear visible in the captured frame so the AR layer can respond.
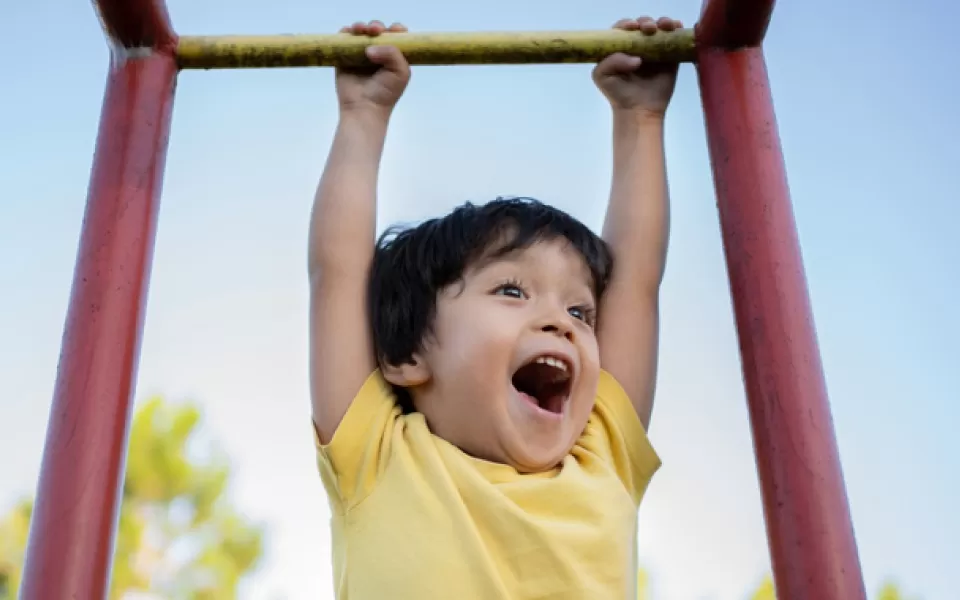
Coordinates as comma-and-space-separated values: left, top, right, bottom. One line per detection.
381, 353, 431, 388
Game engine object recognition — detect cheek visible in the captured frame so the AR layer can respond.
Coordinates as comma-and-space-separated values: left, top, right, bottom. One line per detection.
464, 315, 518, 368
576, 326, 600, 360
578, 335, 602, 382
434, 302, 520, 374
583, 336, 601, 369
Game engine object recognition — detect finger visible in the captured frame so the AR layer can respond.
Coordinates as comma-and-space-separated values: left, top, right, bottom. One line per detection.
365, 45, 410, 75
593, 52, 642, 78
368, 20, 386, 36
657, 16, 677, 32
387, 22, 408, 33
637, 16, 658, 34
350, 21, 367, 35
613, 18, 638, 31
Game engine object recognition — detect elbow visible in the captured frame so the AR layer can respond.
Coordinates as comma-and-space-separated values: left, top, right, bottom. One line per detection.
609, 256, 667, 298
308, 246, 373, 285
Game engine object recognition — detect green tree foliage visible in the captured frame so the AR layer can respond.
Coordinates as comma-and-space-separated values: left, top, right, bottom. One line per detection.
749, 575, 776, 600
745, 575, 922, 600
877, 580, 922, 600
637, 567, 650, 600
0, 500, 30, 597
0, 397, 263, 599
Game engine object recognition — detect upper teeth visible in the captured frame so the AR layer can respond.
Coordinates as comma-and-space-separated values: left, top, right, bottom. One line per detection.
535, 356, 568, 372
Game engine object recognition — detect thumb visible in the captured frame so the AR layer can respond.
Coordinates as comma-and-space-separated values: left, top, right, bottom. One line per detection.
365, 45, 409, 75
593, 53, 643, 78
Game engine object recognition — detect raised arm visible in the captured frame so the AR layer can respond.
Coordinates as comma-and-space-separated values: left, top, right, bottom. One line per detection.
592, 17, 681, 429
309, 21, 411, 444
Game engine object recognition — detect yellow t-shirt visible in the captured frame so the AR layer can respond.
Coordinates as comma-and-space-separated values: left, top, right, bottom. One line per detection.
315, 369, 660, 600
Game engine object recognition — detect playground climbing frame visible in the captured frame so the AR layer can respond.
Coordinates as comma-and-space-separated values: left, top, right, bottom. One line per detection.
19, 1, 867, 599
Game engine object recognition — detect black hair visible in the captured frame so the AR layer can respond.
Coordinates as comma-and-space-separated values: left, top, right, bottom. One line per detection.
368, 197, 613, 410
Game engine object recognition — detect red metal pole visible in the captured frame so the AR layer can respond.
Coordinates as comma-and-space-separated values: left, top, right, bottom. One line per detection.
696, 0, 775, 47
19, 1, 177, 597
695, 29, 867, 600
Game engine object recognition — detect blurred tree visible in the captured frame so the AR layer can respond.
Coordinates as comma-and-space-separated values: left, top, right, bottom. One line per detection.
0, 500, 30, 597
877, 580, 922, 600
749, 575, 776, 600
745, 574, 922, 600
0, 397, 263, 599
637, 567, 650, 600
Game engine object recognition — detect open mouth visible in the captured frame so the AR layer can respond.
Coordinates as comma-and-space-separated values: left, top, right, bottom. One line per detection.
511, 355, 573, 415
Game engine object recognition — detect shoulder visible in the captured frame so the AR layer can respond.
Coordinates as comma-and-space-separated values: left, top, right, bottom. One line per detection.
578, 370, 661, 503
314, 370, 403, 509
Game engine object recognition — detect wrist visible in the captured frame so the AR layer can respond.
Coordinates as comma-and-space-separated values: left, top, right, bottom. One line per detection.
331, 108, 391, 162
612, 107, 666, 130
338, 103, 393, 131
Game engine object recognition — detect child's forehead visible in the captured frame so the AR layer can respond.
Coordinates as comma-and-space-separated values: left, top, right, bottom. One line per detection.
469, 239, 593, 280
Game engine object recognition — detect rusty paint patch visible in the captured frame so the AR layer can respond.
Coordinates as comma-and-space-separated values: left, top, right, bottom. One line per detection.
176, 29, 696, 70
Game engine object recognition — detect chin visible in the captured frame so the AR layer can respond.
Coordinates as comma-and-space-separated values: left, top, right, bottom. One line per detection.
498, 391, 585, 473
505, 433, 576, 474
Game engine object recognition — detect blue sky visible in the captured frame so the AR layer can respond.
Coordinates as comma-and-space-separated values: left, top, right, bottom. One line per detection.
1, 0, 957, 598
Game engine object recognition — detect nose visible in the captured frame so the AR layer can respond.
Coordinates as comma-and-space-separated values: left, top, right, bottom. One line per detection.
541, 322, 573, 341
538, 309, 574, 341
531, 296, 576, 340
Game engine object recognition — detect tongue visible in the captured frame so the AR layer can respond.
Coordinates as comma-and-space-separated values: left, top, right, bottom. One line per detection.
512, 362, 569, 414
539, 393, 564, 414
517, 389, 564, 414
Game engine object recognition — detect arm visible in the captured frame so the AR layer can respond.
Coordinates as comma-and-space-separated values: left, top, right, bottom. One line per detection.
597, 111, 669, 430
309, 112, 389, 444
309, 21, 411, 444
592, 16, 681, 429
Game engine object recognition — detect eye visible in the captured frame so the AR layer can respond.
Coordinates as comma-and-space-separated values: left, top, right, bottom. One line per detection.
493, 283, 526, 299
568, 305, 596, 325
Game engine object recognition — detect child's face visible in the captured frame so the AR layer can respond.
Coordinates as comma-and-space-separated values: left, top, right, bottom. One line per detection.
411, 239, 601, 472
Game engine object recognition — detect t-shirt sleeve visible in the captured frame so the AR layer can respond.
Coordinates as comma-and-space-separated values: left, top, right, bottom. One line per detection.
583, 369, 662, 504
313, 370, 400, 512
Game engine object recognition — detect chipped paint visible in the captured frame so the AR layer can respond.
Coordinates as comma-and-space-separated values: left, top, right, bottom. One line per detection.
696, 45, 867, 600
19, 52, 177, 599
176, 29, 697, 70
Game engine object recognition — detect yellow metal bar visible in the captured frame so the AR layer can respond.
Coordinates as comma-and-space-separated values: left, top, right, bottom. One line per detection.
176, 29, 696, 70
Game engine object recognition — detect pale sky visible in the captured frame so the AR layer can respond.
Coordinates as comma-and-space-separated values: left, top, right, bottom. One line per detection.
1, 0, 957, 598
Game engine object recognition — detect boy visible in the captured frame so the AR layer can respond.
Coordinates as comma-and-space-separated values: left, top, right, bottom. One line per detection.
308, 16, 680, 599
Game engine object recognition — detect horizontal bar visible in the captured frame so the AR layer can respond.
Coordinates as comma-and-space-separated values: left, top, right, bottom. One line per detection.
176, 29, 696, 70
697, 0, 775, 48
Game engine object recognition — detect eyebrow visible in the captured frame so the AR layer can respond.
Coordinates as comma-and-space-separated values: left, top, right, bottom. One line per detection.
475, 261, 596, 298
